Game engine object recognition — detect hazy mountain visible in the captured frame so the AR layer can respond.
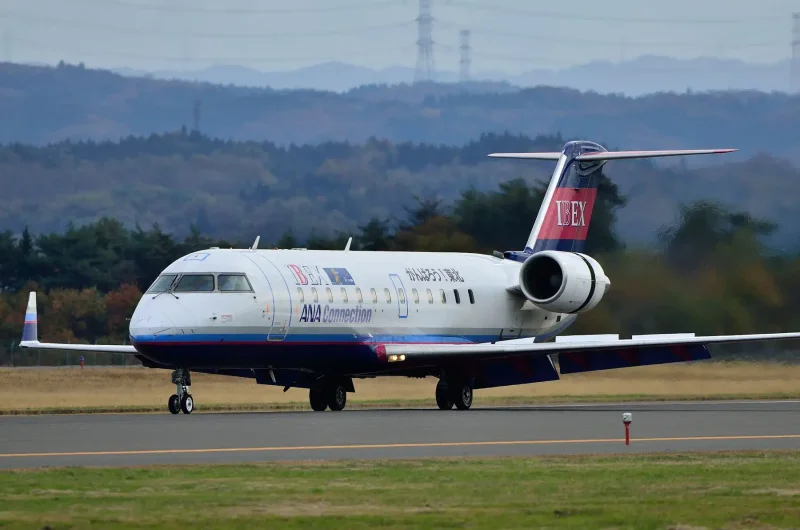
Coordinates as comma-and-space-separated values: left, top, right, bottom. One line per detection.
114, 56, 794, 96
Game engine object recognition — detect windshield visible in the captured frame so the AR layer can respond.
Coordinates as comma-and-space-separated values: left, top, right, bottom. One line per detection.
218, 274, 252, 292
173, 274, 215, 292
147, 274, 177, 293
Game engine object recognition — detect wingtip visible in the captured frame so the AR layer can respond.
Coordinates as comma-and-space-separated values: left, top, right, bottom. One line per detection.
22, 291, 38, 343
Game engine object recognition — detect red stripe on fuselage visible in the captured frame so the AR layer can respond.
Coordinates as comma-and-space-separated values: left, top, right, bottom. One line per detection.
537, 188, 597, 241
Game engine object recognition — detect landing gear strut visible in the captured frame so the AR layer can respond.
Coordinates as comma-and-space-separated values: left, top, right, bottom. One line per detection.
309, 379, 349, 411
436, 378, 473, 410
169, 368, 194, 414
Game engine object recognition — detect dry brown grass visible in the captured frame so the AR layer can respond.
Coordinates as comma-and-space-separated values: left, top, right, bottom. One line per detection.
1, 360, 798, 413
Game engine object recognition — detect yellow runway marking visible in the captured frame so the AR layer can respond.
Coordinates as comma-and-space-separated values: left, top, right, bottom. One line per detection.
1, 434, 799, 459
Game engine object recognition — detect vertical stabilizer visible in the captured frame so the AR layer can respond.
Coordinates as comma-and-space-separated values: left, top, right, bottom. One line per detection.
525, 141, 606, 254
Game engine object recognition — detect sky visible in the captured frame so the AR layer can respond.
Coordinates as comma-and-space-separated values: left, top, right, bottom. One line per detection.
0, 0, 797, 74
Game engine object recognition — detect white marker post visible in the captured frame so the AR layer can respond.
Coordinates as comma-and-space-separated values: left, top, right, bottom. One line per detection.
623, 413, 632, 445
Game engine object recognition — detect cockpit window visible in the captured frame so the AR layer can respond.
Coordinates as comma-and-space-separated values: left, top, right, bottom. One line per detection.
218, 274, 253, 292
173, 274, 215, 292
147, 274, 177, 293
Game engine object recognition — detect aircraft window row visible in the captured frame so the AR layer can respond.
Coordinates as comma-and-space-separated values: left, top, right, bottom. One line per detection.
147, 273, 255, 293
293, 286, 477, 306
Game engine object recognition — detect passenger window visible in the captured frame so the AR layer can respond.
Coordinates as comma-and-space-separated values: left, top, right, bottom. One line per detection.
312, 287, 319, 303
454, 289, 461, 304
371, 288, 377, 303
326, 287, 333, 303
426, 288, 433, 304
173, 274, 214, 292
384, 288, 391, 303
297, 287, 305, 303
412, 288, 419, 304
147, 274, 177, 293
398, 289, 406, 304
218, 274, 252, 292
356, 287, 363, 303
468, 289, 475, 304
440, 289, 446, 304
341, 287, 348, 303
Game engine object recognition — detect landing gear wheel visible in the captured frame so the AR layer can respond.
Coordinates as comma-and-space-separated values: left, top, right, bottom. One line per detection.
453, 382, 473, 410
309, 387, 328, 411
180, 393, 194, 414
435, 379, 454, 410
327, 384, 347, 411
168, 394, 180, 414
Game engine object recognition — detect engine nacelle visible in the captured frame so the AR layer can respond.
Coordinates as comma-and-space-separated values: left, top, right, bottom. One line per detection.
518, 250, 610, 314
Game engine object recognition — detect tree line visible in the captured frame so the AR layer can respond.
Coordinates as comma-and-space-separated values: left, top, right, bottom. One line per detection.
2, 174, 799, 364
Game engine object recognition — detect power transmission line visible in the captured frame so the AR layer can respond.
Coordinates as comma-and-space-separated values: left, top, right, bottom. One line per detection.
434, 20, 785, 49
443, 0, 783, 24
52, 0, 404, 14
0, 10, 414, 39
10, 35, 409, 65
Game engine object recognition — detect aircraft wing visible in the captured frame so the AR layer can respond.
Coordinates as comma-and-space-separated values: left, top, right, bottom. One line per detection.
379, 331, 800, 372
19, 292, 138, 354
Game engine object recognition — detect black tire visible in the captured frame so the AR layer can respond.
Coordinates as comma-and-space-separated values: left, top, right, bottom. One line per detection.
435, 379, 454, 410
327, 383, 347, 411
453, 382, 473, 410
180, 393, 194, 414
168, 394, 180, 414
309, 387, 328, 411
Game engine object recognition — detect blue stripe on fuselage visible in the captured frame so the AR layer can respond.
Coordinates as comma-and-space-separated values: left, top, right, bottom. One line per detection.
131, 333, 502, 345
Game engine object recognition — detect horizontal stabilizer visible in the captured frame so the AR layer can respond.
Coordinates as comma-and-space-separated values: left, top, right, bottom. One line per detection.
487, 152, 562, 160
488, 149, 736, 162
576, 149, 736, 161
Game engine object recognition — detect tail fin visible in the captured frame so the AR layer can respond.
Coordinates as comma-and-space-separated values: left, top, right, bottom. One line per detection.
489, 142, 736, 255
21, 292, 39, 344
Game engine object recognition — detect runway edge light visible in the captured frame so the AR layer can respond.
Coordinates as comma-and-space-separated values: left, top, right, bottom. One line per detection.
623, 413, 632, 446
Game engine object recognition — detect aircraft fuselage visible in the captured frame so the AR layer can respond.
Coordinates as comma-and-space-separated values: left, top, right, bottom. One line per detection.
129, 248, 573, 376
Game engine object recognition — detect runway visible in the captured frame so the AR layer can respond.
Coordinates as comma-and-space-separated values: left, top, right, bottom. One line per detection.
1, 400, 799, 468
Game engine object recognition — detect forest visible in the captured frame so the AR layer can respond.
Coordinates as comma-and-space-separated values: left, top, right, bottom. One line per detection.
1, 61, 799, 161
2, 129, 800, 250
2, 171, 799, 365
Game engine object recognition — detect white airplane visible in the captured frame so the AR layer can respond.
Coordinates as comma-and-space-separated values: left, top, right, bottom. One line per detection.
19, 141, 800, 415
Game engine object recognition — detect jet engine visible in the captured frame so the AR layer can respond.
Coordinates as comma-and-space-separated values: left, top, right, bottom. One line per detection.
518, 250, 610, 314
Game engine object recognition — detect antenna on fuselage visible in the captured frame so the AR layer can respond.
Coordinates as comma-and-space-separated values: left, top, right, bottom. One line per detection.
344, 237, 352, 251
250, 236, 260, 250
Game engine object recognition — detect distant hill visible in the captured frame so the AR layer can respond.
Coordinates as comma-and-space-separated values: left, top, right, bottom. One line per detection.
1, 131, 799, 251
116, 56, 793, 96
2, 61, 800, 165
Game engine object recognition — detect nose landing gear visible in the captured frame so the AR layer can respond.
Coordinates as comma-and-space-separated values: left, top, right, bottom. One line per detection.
168, 368, 194, 414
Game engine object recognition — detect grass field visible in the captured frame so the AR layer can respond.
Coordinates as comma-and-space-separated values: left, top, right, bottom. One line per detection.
1, 452, 799, 529
1, 361, 799, 414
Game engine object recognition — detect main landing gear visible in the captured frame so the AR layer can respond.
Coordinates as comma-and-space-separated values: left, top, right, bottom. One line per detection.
309, 380, 349, 412
435, 378, 473, 410
168, 368, 194, 414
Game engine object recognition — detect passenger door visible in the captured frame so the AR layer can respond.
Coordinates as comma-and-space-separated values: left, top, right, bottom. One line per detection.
389, 273, 408, 319
254, 255, 291, 341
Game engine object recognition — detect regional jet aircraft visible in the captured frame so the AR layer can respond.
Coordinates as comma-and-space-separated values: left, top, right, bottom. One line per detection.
19, 141, 800, 414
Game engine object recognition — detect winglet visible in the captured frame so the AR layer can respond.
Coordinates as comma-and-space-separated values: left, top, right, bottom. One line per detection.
21, 292, 39, 344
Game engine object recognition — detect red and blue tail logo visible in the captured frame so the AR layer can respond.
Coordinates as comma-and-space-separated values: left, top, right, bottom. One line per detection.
528, 141, 605, 254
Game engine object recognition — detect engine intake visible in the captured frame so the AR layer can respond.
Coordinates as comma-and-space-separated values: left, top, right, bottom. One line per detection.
519, 250, 610, 314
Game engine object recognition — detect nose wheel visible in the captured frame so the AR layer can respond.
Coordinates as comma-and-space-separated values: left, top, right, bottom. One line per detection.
169, 368, 194, 414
